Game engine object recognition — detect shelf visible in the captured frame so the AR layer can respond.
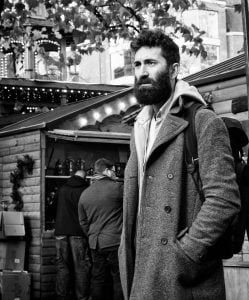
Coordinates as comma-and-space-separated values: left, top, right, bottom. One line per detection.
46, 175, 70, 179
45, 176, 123, 182
46, 130, 131, 144
45, 175, 93, 179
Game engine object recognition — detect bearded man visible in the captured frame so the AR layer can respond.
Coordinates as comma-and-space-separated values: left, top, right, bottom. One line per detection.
118, 29, 240, 300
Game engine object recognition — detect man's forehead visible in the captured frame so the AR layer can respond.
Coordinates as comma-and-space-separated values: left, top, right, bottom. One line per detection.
134, 46, 164, 60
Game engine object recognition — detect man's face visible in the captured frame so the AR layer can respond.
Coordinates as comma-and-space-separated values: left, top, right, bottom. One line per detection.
133, 46, 173, 105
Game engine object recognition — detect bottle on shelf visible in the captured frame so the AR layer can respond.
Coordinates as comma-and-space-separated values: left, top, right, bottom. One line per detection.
54, 159, 63, 176
76, 158, 86, 171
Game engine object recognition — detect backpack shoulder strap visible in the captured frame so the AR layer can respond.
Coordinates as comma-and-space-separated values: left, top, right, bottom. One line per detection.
184, 102, 205, 165
183, 102, 208, 202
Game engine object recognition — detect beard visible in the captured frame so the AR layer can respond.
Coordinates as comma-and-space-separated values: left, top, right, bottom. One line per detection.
134, 69, 172, 105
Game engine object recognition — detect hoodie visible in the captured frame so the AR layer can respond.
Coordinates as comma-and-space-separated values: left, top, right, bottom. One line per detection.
134, 80, 206, 212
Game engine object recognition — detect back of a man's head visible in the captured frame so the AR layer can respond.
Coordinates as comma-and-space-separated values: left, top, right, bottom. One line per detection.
75, 169, 86, 179
94, 158, 114, 174
131, 29, 180, 67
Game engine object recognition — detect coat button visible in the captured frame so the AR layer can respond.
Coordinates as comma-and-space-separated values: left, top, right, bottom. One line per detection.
167, 173, 174, 179
164, 206, 172, 213
148, 175, 153, 179
199, 253, 205, 260
161, 238, 168, 245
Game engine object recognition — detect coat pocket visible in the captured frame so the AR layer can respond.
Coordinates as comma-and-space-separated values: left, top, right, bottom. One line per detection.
170, 238, 219, 287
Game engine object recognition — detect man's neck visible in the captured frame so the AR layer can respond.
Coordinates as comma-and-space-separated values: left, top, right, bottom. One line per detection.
152, 94, 173, 116
152, 101, 165, 115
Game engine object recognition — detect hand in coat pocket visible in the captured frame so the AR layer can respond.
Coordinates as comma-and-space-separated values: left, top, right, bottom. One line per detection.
171, 239, 219, 287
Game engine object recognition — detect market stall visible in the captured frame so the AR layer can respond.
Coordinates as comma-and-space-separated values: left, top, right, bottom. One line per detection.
185, 53, 249, 125
0, 86, 135, 299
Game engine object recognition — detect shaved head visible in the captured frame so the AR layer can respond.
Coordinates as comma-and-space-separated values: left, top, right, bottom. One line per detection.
75, 170, 86, 179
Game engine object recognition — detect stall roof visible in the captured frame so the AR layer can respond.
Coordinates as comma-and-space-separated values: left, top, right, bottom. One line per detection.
0, 113, 39, 129
0, 78, 130, 92
184, 53, 246, 87
47, 130, 131, 144
0, 87, 133, 137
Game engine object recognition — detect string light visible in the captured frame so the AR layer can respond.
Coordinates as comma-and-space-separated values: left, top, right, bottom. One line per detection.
79, 117, 88, 127
105, 106, 113, 115
93, 111, 100, 120
118, 101, 126, 110
0, 85, 111, 115
129, 96, 137, 105
36, 39, 60, 48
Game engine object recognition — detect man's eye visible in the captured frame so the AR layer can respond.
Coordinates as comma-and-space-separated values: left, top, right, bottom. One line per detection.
148, 61, 156, 65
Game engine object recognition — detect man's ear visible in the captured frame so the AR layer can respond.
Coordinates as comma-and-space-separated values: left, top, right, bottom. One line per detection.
170, 63, 180, 79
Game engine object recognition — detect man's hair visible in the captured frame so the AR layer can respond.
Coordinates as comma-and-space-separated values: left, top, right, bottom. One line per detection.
131, 29, 180, 67
94, 158, 114, 174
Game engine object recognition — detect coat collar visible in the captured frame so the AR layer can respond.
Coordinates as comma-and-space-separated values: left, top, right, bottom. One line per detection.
134, 95, 190, 159
149, 113, 188, 156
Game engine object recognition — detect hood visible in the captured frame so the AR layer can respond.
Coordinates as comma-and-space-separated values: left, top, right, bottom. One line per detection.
91, 174, 118, 184
136, 79, 206, 124
66, 175, 88, 188
91, 174, 106, 183
171, 79, 205, 106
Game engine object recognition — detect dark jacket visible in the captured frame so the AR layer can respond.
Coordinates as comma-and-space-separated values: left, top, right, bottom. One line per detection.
78, 176, 123, 249
55, 175, 89, 236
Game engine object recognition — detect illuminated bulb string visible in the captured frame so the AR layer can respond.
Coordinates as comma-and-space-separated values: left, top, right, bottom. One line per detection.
0, 85, 109, 114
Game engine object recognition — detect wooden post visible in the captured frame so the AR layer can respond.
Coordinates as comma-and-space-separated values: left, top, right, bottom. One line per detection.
241, 0, 249, 118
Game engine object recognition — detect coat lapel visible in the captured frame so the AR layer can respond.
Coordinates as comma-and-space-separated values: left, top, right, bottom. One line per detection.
148, 113, 188, 158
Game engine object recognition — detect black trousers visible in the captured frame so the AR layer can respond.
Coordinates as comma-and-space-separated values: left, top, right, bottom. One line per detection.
90, 246, 124, 300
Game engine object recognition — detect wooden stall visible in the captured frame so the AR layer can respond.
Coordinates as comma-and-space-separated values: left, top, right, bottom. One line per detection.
185, 53, 249, 130
0, 87, 135, 299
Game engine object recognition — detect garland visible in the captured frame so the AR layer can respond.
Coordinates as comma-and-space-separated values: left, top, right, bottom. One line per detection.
10, 155, 35, 211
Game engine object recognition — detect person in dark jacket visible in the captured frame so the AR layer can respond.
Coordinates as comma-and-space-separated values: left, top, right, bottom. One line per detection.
55, 170, 91, 300
78, 158, 124, 300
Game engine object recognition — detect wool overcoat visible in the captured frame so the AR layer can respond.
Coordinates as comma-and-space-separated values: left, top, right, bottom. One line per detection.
119, 101, 241, 300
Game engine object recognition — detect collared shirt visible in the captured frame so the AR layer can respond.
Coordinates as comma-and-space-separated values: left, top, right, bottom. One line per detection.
144, 95, 173, 161
139, 96, 173, 214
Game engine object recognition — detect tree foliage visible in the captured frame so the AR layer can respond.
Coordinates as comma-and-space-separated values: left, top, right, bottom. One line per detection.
0, 0, 208, 71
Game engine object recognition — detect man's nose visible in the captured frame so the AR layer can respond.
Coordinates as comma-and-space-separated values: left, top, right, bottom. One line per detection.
138, 65, 149, 78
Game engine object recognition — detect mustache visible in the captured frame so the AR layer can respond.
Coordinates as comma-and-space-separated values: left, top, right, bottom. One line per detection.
135, 78, 155, 85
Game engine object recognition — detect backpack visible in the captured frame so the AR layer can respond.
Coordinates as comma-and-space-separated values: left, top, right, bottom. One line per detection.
184, 102, 249, 259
